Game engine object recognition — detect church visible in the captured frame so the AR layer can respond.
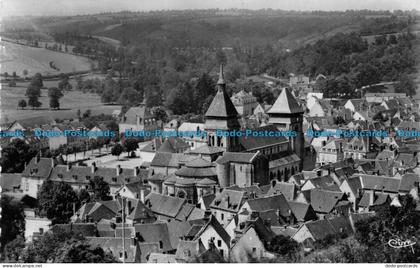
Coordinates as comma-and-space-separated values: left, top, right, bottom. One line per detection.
149, 65, 304, 203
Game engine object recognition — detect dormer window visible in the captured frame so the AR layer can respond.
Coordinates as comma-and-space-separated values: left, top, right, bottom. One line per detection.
58, 173, 63, 178
86, 176, 91, 180
72, 175, 78, 180
112, 177, 117, 183
125, 178, 130, 183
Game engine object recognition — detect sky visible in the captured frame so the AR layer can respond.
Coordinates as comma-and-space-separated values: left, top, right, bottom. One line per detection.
1, 0, 419, 17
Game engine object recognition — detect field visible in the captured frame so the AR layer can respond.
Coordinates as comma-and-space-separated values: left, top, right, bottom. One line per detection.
0, 41, 95, 77
0, 81, 121, 126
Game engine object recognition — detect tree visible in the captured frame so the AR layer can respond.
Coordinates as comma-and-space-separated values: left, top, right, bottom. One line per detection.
354, 195, 420, 263
394, 74, 416, 96
265, 235, 300, 262
151, 106, 168, 123
194, 73, 215, 113
78, 189, 91, 203
37, 180, 80, 224
30, 73, 43, 88
123, 138, 139, 157
111, 144, 124, 160
26, 84, 42, 109
118, 87, 141, 107
3, 236, 26, 262
0, 196, 25, 251
77, 109, 81, 119
18, 99, 27, 110
54, 239, 117, 263
89, 176, 111, 201
83, 109, 91, 118
58, 74, 72, 91
48, 87, 64, 110
0, 139, 37, 173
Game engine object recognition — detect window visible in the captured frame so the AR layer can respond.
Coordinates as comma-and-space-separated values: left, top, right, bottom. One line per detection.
221, 213, 224, 221
252, 248, 256, 253
217, 240, 222, 247
159, 241, 163, 249
220, 249, 224, 257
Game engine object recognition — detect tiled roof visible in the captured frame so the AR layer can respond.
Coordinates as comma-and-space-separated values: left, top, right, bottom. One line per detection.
245, 194, 291, 218
22, 156, 62, 178
309, 189, 344, 214
210, 189, 245, 213
126, 199, 155, 221
358, 192, 390, 207
304, 219, 336, 240
358, 174, 401, 193
267, 182, 296, 200
215, 152, 261, 164
239, 125, 288, 151
268, 88, 304, 114
122, 105, 154, 125
194, 215, 230, 246
145, 193, 186, 218
205, 76, 238, 118
304, 175, 340, 192
287, 201, 317, 222
150, 152, 198, 168
175, 239, 206, 262
399, 173, 420, 193
0, 173, 22, 191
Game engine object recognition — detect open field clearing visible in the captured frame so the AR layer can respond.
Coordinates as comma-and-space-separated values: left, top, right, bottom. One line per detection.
0, 41, 95, 77
0, 84, 120, 125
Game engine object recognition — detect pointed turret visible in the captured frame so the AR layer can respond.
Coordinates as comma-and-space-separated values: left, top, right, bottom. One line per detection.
217, 64, 226, 86
204, 64, 240, 152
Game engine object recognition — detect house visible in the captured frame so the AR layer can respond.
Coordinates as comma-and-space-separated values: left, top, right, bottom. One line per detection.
230, 217, 276, 262
24, 210, 51, 242
398, 173, 420, 196
115, 222, 174, 253
300, 189, 350, 218
308, 99, 333, 117
21, 155, 64, 198
145, 193, 201, 222
239, 194, 297, 226
353, 110, 369, 121
358, 190, 391, 212
292, 216, 353, 243
339, 176, 363, 210
317, 140, 344, 166
187, 144, 224, 162
175, 239, 206, 263
344, 99, 368, 113
301, 175, 341, 192
191, 215, 231, 261
115, 181, 150, 201
177, 122, 207, 150
343, 136, 379, 160
210, 189, 246, 226
148, 253, 177, 263
230, 90, 258, 116
118, 105, 158, 138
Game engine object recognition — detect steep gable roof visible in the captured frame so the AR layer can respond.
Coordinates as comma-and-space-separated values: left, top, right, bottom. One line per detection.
309, 189, 345, 214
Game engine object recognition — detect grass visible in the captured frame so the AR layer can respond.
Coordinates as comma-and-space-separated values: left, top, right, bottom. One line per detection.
1, 41, 95, 78
0, 82, 121, 125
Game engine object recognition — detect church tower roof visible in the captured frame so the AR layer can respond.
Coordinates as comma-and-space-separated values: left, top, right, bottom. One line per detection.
267, 88, 303, 114
205, 65, 238, 118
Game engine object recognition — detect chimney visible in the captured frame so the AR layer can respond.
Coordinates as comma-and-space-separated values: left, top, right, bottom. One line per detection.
369, 190, 375, 206
116, 165, 121, 176
204, 210, 212, 219
140, 189, 145, 203
91, 162, 97, 173
131, 237, 137, 247
134, 167, 139, 177
73, 202, 76, 215
51, 158, 56, 167
250, 211, 259, 220
67, 163, 72, 171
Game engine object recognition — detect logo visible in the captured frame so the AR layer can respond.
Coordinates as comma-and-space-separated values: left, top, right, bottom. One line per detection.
388, 237, 416, 253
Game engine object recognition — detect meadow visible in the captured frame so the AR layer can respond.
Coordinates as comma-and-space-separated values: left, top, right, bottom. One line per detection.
0, 81, 120, 126
0, 41, 95, 78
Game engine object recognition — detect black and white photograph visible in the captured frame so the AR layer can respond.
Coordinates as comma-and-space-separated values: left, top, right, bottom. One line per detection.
0, 0, 419, 265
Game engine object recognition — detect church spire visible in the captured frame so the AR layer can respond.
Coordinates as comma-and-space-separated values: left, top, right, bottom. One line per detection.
217, 64, 225, 87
